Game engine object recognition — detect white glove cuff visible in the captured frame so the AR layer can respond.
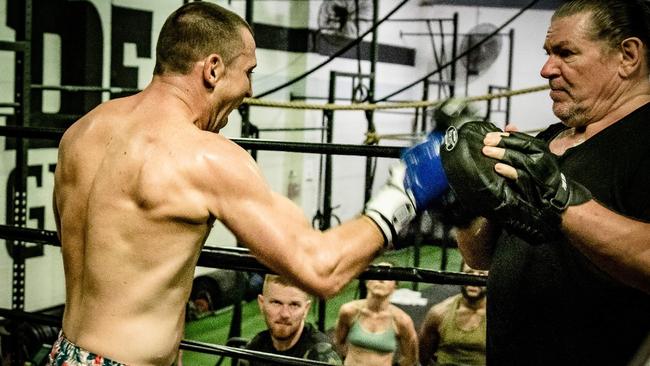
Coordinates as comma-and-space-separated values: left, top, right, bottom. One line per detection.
364, 185, 416, 249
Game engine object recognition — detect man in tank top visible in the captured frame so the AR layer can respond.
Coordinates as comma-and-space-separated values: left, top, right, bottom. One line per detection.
419, 264, 488, 366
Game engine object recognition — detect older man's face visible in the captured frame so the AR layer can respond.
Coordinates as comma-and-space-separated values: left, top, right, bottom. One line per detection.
540, 12, 622, 127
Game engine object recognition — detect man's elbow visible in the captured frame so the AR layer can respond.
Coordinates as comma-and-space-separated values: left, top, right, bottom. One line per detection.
310, 279, 345, 299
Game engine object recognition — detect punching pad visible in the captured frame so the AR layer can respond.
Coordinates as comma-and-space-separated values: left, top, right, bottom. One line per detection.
439, 120, 505, 217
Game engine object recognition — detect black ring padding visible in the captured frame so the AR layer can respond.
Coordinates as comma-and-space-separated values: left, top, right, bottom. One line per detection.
0, 308, 329, 366
234, 138, 401, 158
257, 127, 327, 132
357, 265, 486, 286
0, 225, 486, 286
180, 339, 333, 366
200, 247, 487, 286
0, 125, 402, 158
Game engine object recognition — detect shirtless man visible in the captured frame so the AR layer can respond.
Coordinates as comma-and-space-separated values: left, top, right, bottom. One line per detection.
418, 264, 487, 366
49, 3, 451, 365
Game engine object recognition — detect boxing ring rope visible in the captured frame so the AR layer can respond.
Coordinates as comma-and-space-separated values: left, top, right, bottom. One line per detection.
0, 125, 402, 158
0, 308, 335, 366
244, 84, 549, 111
0, 224, 487, 286
180, 339, 335, 366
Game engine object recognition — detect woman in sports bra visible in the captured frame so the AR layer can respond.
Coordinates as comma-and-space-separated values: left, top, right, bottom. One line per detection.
334, 262, 418, 366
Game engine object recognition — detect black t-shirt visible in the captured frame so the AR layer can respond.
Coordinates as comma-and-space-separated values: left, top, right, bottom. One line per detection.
487, 103, 650, 365
241, 323, 341, 366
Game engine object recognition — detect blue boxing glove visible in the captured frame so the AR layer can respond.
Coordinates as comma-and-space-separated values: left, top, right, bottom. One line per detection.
364, 132, 449, 248
402, 131, 449, 209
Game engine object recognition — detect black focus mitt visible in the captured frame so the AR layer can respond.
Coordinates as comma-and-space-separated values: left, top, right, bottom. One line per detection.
440, 124, 592, 243
439, 120, 505, 218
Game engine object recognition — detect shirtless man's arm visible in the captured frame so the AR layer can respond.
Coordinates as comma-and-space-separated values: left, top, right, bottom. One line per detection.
196, 136, 383, 298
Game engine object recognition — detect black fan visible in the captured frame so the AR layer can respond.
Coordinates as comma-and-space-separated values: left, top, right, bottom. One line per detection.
459, 23, 503, 76
317, 0, 373, 40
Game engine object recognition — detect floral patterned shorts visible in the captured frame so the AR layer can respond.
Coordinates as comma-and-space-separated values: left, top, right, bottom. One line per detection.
48, 331, 127, 366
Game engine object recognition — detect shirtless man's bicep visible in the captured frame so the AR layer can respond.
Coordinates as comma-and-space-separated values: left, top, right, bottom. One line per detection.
197, 136, 383, 297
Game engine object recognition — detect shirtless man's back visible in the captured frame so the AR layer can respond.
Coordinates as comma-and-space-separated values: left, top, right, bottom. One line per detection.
54, 87, 219, 364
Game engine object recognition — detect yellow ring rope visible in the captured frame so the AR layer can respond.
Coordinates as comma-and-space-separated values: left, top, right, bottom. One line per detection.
243, 84, 549, 111
244, 84, 550, 145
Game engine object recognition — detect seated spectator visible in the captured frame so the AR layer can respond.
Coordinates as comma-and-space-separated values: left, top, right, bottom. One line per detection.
334, 262, 418, 366
418, 263, 488, 366
240, 274, 341, 366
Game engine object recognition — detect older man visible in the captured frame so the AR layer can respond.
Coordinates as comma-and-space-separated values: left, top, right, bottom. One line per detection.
455, 0, 650, 364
